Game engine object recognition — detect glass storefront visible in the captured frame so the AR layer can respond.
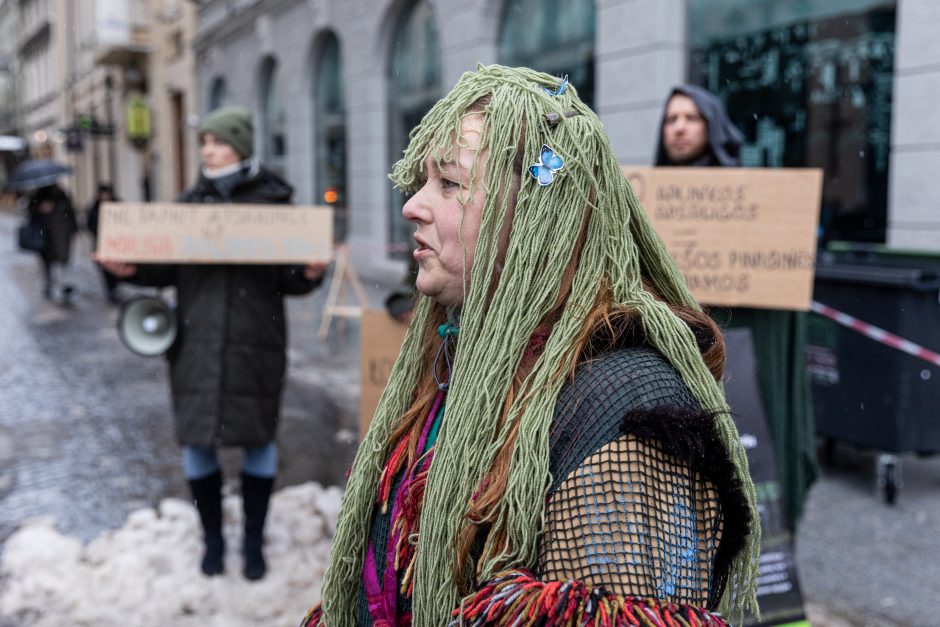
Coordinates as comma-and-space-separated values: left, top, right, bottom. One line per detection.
387, 0, 441, 258
498, 0, 596, 108
260, 57, 288, 179
314, 32, 347, 241
688, 0, 897, 244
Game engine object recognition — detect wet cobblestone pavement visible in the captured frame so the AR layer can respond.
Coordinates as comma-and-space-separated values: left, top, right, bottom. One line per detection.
0, 212, 360, 545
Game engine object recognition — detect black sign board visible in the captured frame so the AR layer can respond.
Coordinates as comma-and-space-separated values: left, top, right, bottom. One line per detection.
723, 328, 810, 626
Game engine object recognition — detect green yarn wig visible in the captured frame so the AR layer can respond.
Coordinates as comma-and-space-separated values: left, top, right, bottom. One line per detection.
317, 64, 760, 625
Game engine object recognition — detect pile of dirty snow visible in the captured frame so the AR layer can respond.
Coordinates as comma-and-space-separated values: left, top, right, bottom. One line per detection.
0, 482, 342, 626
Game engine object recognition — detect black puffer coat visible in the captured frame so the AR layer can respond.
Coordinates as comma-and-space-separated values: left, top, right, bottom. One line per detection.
132, 165, 320, 447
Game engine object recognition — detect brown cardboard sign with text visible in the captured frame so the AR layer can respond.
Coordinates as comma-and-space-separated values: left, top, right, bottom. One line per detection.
359, 309, 409, 439
621, 167, 822, 311
96, 201, 333, 263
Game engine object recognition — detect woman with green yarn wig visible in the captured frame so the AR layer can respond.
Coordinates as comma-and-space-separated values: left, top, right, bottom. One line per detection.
301, 65, 760, 627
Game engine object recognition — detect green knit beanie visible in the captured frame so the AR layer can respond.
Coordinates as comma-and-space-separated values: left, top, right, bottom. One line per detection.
199, 106, 253, 159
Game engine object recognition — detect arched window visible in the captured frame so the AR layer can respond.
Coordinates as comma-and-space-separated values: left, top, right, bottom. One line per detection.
498, 0, 596, 108
387, 0, 441, 256
208, 76, 228, 112
259, 57, 287, 177
314, 32, 348, 240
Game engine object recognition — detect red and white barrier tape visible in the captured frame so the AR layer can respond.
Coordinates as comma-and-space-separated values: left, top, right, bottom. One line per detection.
810, 300, 940, 367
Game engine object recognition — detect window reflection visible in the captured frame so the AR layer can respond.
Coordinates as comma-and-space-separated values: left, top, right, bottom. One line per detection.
260, 57, 287, 178
209, 76, 228, 112
498, 0, 596, 108
315, 32, 348, 241
689, 0, 897, 244
388, 0, 441, 257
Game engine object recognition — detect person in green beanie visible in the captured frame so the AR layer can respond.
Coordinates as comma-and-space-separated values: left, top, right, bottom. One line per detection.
198, 105, 255, 167
99, 106, 329, 582
300, 65, 759, 627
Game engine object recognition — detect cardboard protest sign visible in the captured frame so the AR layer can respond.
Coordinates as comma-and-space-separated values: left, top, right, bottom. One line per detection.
96, 201, 332, 263
359, 309, 409, 439
620, 167, 822, 310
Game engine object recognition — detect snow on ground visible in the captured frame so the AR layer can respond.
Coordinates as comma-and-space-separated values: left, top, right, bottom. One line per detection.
0, 482, 343, 627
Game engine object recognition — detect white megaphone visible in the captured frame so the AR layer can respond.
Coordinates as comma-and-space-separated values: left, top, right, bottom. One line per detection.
117, 295, 178, 357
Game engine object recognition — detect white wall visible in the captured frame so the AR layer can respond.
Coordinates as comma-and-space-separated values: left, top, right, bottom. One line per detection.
596, 0, 685, 165
887, 0, 940, 251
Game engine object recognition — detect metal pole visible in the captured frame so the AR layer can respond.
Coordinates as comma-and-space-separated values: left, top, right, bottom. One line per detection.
91, 103, 100, 186
104, 73, 118, 190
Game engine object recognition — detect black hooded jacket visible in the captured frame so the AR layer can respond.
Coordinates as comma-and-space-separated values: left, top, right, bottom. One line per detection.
131, 165, 320, 447
654, 84, 744, 167
28, 184, 77, 264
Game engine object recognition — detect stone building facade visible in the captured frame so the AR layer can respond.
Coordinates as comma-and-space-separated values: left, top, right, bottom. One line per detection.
196, 0, 940, 279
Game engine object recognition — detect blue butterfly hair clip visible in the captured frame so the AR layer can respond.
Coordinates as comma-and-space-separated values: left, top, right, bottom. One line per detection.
528, 144, 564, 186
543, 75, 569, 97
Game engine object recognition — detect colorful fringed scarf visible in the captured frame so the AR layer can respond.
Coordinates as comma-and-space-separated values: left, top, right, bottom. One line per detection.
364, 387, 445, 623
317, 65, 761, 626
452, 570, 730, 627
363, 322, 457, 624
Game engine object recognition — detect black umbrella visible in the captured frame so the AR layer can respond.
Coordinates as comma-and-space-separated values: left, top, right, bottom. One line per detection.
8, 159, 72, 191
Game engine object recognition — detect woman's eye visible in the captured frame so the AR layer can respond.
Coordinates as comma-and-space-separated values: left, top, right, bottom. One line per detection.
441, 178, 459, 190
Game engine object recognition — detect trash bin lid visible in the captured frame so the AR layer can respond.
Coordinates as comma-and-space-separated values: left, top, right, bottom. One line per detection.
815, 262, 940, 290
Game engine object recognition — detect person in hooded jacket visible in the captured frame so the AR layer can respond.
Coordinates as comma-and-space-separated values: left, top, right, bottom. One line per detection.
99, 106, 329, 580
655, 84, 744, 168
85, 183, 121, 303
654, 85, 817, 528
28, 182, 78, 301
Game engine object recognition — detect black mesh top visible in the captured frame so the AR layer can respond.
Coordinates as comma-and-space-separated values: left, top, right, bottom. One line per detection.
356, 345, 749, 623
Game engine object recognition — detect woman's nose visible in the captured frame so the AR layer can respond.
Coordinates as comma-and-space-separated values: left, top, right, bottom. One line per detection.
402, 189, 430, 223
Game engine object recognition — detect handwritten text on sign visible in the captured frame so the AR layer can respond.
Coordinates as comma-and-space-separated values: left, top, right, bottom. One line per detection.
96, 202, 333, 263
621, 167, 823, 311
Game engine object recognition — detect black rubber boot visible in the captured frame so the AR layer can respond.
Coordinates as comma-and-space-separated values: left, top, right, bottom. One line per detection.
241, 472, 274, 581
189, 470, 225, 576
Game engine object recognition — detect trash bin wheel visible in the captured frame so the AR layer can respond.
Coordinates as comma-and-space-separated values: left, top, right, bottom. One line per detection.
821, 437, 837, 465
883, 465, 897, 505
877, 454, 900, 505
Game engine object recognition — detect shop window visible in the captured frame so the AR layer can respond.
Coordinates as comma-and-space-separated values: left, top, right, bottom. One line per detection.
208, 75, 227, 112
688, 0, 897, 244
387, 0, 441, 257
314, 32, 348, 240
498, 0, 596, 108
259, 57, 287, 178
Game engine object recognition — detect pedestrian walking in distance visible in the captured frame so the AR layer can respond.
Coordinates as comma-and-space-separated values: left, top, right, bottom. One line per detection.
302, 65, 760, 627
99, 106, 329, 581
27, 183, 78, 301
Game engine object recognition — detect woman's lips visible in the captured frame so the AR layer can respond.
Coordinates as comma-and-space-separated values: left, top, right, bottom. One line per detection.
413, 236, 433, 261
413, 243, 433, 261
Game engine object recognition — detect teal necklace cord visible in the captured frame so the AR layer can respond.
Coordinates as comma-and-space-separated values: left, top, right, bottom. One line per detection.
433, 322, 459, 391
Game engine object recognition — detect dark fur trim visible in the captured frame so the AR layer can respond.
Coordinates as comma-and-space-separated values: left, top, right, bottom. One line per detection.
585, 311, 719, 360
621, 406, 752, 610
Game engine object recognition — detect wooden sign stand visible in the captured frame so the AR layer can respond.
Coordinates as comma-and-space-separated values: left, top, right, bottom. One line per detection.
318, 244, 369, 340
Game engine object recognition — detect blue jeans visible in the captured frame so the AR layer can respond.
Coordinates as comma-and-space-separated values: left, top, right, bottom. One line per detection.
183, 442, 278, 480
